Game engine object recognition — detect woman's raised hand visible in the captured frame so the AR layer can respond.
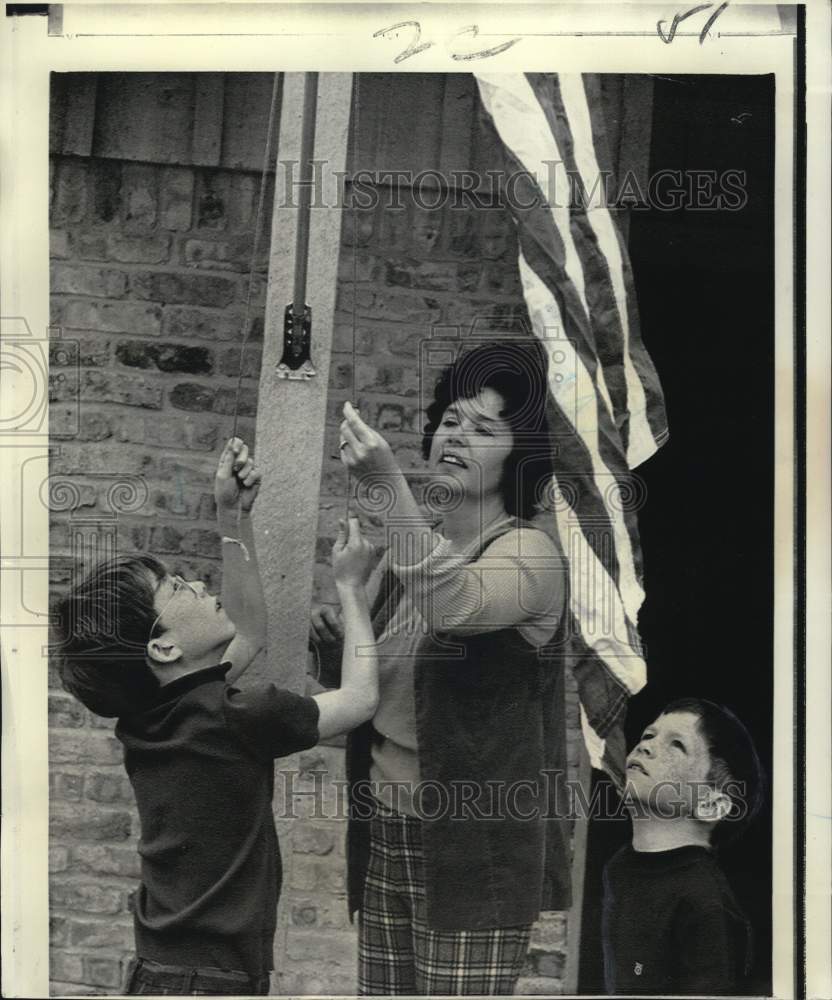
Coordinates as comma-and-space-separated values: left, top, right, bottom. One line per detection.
338, 402, 400, 479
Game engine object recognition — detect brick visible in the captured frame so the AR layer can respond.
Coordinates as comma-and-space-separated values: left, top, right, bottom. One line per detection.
51, 951, 85, 984
447, 210, 478, 256
91, 159, 123, 224
162, 305, 245, 342
50, 769, 85, 803
515, 975, 564, 995
292, 824, 335, 855
196, 171, 230, 230
52, 160, 88, 226
50, 846, 70, 875
51, 229, 70, 259
160, 167, 194, 230
213, 386, 257, 416
148, 524, 184, 553
84, 956, 124, 989
63, 299, 162, 337
169, 382, 215, 412
218, 345, 262, 378
339, 285, 442, 325
70, 919, 134, 950
289, 896, 351, 931
50, 802, 132, 842
128, 270, 237, 309
278, 965, 357, 996
49, 730, 124, 766
51, 262, 127, 298
289, 856, 346, 894
376, 403, 405, 431
86, 772, 134, 805
527, 947, 565, 979
411, 207, 442, 254
341, 205, 377, 247
355, 358, 420, 397
107, 233, 172, 264
51, 407, 112, 442
286, 927, 356, 966
79, 371, 163, 409
50, 337, 111, 368
50, 880, 124, 916
122, 163, 158, 231
482, 262, 520, 296
183, 237, 251, 272
179, 528, 221, 559
385, 261, 458, 292
115, 340, 214, 375
50, 915, 69, 946
74, 232, 109, 260
71, 844, 141, 879
530, 912, 566, 949
328, 360, 353, 391
442, 300, 527, 332
48, 694, 87, 728
378, 200, 411, 247
227, 173, 259, 233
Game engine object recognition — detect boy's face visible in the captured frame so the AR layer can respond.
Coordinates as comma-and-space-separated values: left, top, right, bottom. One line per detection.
625, 711, 715, 817
149, 573, 236, 665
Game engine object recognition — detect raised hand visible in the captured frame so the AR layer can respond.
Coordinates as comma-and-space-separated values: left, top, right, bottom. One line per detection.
338, 401, 400, 479
215, 438, 262, 514
331, 515, 374, 588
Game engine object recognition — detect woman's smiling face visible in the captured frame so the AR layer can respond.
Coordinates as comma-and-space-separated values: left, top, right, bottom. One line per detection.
427, 387, 515, 505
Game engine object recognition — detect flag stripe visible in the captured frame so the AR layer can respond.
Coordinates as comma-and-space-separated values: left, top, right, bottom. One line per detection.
472, 71, 668, 783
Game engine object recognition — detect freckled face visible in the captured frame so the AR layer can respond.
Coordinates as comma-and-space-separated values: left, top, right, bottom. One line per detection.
428, 388, 515, 504
625, 711, 714, 815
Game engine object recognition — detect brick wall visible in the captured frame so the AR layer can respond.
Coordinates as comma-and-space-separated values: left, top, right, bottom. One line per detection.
48, 153, 580, 995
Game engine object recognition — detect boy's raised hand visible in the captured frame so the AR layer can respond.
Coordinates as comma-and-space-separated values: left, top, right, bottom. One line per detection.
215, 437, 262, 514
332, 516, 374, 588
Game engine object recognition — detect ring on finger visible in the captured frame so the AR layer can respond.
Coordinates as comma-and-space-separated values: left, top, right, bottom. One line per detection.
339, 440, 349, 451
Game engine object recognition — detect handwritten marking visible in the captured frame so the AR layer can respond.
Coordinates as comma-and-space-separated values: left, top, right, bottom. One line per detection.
698, 1, 729, 42
656, 2, 722, 44
373, 20, 521, 64
449, 24, 522, 61
372, 20, 433, 64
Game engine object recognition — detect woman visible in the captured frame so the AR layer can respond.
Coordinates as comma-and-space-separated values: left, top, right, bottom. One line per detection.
312, 341, 572, 996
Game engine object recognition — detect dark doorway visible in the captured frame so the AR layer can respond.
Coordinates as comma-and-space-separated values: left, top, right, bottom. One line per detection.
579, 74, 775, 995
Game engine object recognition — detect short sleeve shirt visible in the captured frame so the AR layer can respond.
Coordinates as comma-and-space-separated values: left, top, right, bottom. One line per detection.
116, 664, 320, 979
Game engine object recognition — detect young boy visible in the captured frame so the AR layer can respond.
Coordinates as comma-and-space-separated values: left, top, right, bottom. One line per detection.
602, 698, 765, 996
54, 438, 378, 996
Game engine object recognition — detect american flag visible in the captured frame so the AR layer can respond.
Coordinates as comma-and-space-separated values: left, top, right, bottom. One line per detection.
473, 73, 669, 788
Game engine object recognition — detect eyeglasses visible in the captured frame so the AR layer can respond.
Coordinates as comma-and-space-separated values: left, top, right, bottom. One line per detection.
149, 575, 199, 643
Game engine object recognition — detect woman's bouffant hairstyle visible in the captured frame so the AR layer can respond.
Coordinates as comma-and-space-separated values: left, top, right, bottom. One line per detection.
421, 340, 553, 521
52, 554, 167, 719
661, 697, 766, 847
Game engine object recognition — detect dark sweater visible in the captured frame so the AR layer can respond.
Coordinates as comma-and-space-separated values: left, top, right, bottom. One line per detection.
116, 664, 319, 979
602, 844, 751, 996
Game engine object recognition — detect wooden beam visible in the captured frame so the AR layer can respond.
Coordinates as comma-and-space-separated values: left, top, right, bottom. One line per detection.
249, 72, 353, 693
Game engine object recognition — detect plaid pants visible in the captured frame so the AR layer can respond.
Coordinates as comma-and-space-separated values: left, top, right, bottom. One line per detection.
358, 805, 532, 996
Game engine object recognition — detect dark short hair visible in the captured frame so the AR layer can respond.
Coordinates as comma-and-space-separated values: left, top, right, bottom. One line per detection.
661, 697, 765, 846
52, 554, 167, 718
421, 340, 553, 521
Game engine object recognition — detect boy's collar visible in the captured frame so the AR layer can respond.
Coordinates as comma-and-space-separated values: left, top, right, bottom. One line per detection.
152, 662, 231, 705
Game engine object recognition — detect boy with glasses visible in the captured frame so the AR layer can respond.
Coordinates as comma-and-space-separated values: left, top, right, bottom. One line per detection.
54, 438, 378, 995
